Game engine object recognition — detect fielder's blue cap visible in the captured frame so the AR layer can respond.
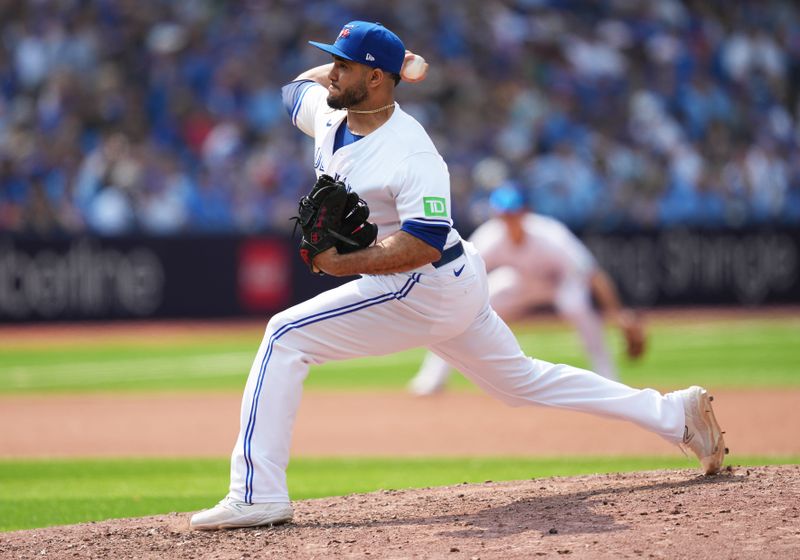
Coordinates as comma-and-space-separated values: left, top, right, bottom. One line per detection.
489, 184, 526, 214
309, 21, 405, 75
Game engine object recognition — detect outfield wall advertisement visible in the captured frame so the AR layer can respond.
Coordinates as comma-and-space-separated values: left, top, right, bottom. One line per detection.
1, 228, 798, 322
584, 229, 799, 306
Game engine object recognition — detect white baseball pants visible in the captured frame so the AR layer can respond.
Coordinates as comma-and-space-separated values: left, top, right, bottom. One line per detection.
412, 264, 616, 392
228, 242, 685, 503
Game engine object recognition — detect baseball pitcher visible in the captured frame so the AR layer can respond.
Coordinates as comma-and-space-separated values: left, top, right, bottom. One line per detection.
190, 21, 726, 530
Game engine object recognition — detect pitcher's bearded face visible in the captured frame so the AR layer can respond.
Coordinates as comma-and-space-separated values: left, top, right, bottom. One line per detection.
327, 58, 369, 110
327, 80, 368, 109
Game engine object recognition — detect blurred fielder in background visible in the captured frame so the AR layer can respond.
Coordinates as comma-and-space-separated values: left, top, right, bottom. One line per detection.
410, 184, 646, 395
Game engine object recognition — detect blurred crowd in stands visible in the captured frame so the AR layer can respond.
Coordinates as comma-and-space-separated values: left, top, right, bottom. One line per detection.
1, 0, 799, 237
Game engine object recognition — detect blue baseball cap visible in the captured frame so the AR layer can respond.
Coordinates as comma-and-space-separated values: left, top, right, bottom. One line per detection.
309, 21, 405, 75
489, 184, 526, 214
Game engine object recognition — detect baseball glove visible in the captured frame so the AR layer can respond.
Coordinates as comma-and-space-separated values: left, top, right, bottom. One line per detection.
336, 191, 378, 255
293, 175, 377, 273
621, 311, 646, 359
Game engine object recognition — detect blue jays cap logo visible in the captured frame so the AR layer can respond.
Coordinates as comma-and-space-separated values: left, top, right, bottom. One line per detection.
309, 21, 405, 75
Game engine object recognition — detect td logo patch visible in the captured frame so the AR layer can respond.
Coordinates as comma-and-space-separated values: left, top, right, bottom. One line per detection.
423, 197, 448, 217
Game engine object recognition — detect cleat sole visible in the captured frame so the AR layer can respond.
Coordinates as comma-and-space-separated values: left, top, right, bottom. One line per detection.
699, 390, 726, 475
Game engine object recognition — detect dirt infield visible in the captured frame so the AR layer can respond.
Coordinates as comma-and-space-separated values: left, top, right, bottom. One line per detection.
3, 465, 799, 559
2, 389, 799, 458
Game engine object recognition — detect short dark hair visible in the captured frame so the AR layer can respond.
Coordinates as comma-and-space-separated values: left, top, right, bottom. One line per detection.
391, 72, 401, 86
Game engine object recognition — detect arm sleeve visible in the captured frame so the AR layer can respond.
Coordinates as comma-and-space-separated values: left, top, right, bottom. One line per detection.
280, 80, 328, 137
391, 152, 453, 233
401, 220, 449, 253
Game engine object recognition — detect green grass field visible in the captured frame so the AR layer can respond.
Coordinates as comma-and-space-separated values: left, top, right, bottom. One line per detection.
1, 317, 798, 393
1, 315, 798, 531
2, 455, 799, 532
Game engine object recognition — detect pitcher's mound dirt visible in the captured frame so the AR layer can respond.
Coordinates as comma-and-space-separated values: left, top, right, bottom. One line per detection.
4, 465, 799, 559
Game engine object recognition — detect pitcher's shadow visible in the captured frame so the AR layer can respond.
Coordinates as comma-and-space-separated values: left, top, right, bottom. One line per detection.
293, 472, 745, 540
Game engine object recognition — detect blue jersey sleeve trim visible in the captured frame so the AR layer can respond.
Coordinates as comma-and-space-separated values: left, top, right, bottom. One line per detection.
281, 80, 316, 125
401, 220, 450, 253
407, 216, 452, 226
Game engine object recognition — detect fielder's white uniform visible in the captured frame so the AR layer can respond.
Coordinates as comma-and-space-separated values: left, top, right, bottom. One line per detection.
412, 214, 618, 395
227, 82, 686, 504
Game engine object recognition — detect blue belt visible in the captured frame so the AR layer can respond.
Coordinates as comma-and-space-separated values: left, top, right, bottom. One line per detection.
432, 241, 464, 268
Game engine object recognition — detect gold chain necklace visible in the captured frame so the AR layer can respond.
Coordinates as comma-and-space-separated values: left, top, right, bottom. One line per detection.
347, 103, 395, 114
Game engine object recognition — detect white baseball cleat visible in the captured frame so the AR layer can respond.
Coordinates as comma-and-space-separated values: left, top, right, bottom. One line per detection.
408, 373, 448, 396
190, 497, 293, 530
675, 385, 728, 475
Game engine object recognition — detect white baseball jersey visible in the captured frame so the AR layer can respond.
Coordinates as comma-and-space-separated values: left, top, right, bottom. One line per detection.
293, 82, 461, 258
222, 79, 688, 506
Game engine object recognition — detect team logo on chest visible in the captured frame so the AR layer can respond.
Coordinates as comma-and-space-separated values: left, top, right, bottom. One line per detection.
313, 147, 325, 172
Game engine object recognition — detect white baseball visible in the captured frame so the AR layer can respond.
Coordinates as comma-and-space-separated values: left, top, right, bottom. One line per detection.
402, 54, 427, 81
